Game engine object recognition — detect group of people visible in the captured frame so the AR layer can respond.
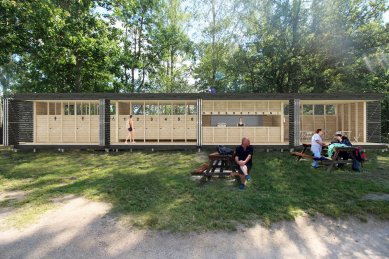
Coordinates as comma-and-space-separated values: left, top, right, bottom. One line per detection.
310, 129, 353, 169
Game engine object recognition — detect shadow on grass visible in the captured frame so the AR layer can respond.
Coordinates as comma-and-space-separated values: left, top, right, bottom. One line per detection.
0, 150, 388, 231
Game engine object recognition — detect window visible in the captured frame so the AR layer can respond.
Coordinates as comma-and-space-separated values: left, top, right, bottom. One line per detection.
326, 105, 336, 115
110, 104, 116, 115
48, 102, 62, 115
76, 103, 90, 115
187, 104, 197, 115
132, 104, 144, 115
90, 103, 99, 115
173, 104, 185, 115
284, 104, 289, 115
64, 104, 75, 115
302, 105, 313, 115
159, 104, 171, 115
145, 104, 159, 115
314, 105, 324, 115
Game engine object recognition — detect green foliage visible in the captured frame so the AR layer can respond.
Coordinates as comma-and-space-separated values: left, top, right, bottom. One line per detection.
0, 0, 387, 101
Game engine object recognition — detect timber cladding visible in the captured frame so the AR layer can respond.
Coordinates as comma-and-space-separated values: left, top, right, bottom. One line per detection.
366, 101, 381, 143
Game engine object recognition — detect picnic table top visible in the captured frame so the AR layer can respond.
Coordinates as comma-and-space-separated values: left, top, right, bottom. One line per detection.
333, 146, 357, 151
208, 152, 234, 159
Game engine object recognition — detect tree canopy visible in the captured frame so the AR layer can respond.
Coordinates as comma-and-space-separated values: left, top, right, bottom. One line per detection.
1, 0, 387, 96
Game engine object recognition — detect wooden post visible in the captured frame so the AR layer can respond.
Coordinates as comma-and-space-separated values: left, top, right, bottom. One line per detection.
280, 101, 284, 143
363, 101, 367, 143
355, 102, 359, 142
33, 102, 36, 143
335, 104, 339, 133
348, 103, 351, 132
341, 104, 345, 131
115, 101, 119, 143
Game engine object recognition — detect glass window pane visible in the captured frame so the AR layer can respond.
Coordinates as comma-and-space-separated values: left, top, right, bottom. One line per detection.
284, 104, 289, 115
110, 104, 116, 115
174, 105, 185, 115
145, 104, 159, 115
132, 104, 143, 115
314, 105, 324, 115
302, 105, 313, 115
56, 103, 62, 115
65, 104, 75, 115
76, 104, 82, 115
187, 104, 197, 115
326, 105, 336, 115
82, 104, 89, 115
49, 103, 56, 115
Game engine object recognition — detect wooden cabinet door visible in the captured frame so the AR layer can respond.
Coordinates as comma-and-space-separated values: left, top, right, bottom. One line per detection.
76, 116, 90, 143
173, 116, 185, 140
36, 115, 48, 143
49, 115, 61, 143
62, 116, 75, 143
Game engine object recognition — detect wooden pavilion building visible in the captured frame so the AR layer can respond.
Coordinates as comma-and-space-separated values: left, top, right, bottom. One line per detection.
1, 93, 385, 150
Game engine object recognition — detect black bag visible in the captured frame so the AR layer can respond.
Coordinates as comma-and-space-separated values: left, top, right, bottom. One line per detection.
217, 145, 234, 155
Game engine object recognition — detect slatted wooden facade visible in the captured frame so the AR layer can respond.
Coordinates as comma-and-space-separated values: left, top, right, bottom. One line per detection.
2, 93, 385, 149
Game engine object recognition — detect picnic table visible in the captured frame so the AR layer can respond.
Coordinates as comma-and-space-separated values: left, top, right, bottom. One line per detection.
291, 144, 363, 172
324, 146, 361, 172
292, 143, 328, 161
200, 152, 237, 183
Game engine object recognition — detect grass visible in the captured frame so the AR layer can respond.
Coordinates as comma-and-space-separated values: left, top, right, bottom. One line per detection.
0, 149, 388, 231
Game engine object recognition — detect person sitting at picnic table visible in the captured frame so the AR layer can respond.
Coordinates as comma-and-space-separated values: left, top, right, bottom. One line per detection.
235, 137, 253, 190
328, 132, 353, 162
311, 129, 327, 169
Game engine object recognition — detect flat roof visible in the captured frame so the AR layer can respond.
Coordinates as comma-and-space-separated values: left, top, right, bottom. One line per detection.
11, 92, 386, 101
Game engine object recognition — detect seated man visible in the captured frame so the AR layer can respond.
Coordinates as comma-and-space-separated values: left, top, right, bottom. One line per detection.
235, 137, 253, 190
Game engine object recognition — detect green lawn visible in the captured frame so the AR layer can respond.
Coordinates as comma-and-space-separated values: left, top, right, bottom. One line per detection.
0, 149, 388, 231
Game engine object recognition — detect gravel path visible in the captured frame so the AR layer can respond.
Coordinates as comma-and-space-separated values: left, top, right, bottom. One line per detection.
0, 196, 388, 259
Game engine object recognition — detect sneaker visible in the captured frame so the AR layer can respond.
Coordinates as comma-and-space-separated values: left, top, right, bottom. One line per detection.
245, 175, 251, 181
239, 184, 245, 190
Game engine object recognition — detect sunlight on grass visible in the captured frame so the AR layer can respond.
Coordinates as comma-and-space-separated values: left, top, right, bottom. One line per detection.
0, 149, 388, 231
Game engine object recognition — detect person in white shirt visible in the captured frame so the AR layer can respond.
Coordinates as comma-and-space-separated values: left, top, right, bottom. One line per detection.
311, 129, 326, 168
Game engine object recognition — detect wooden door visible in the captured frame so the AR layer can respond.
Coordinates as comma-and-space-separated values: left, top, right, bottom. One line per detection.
133, 116, 145, 141
90, 115, 99, 143
49, 115, 61, 143
186, 116, 197, 141
36, 115, 48, 143
145, 116, 158, 141
62, 116, 75, 143
76, 116, 90, 143
159, 116, 172, 141
173, 116, 185, 141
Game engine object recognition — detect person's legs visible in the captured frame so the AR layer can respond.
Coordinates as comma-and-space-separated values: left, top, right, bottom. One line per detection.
125, 131, 131, 144
312, 150, 321, 168
240, 165, 248, 175
131, 130, 135, 142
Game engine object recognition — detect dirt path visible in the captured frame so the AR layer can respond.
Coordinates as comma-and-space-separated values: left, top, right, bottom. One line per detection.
0, 196, 388, 259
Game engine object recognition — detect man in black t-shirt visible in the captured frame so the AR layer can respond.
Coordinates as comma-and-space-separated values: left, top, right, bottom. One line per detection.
235, 137, 254, 190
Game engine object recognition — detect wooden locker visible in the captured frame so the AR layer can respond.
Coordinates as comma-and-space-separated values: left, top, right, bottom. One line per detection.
145, 116, 159, 140
159, 116, 172, 140
173, 115, 185, 140
49, 115, 61, 143
76, 116, 90, 143
62, 116, 75, 143
90, 116, 99, 143
36, 115, 48, 143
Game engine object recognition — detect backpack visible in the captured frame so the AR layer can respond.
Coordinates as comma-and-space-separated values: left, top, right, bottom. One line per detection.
355, 147, 366, 162
217, 145, 234, 155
